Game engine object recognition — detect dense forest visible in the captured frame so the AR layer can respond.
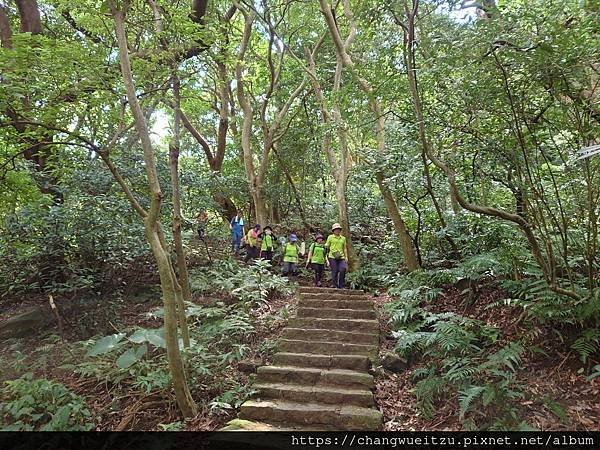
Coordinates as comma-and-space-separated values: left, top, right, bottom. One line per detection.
0, 0, 599, 432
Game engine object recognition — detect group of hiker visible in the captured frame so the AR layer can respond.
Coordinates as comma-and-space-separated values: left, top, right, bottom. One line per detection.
229, 212, 348, 289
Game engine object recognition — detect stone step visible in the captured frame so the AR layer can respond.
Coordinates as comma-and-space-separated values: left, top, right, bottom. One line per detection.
299, 298, 373, 310
273, 352, 371, 372
256, 365, 374, 390
278, 339, 377, 358
254, 383, 374, 408
220, 418, 338, 431
283, 328, 379, 346
290, 317, 379, 333
240, 399, 382, 430
297, 307, 376, 320
300, 292, 371, 302
299, 287, 364, 296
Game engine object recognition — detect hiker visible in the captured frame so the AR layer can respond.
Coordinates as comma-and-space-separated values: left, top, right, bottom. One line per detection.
326, 223, 348, 289
282, 234, 300, 277
306, 234, 326, 287
244, 223, 261, 263
259, 225, 275, 265
196, 210, 208, 240
229, 211, 245, 257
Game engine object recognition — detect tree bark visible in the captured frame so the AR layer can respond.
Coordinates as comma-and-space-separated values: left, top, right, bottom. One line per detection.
234, 2, 308, 225
305, 47, 360, 271
110, 1, 197, 417
1, 1, 63, 203
319, 0, 420, 271
401, 0, 580, 299
0, 6, 13, 48
170, 75, 191, 349
15, 0, 42, 34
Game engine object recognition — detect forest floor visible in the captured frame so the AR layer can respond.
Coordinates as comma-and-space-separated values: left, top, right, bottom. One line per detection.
1, 264, 599, 430
373, 285, 600, 431
0, 256, 297, 431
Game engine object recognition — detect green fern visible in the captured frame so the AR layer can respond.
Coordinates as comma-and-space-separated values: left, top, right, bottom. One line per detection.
459, 385, 485, 421
483, 342, 524, 372
413, 372, 447, 420
444, 357, 481, 383
571, 328, 600, 363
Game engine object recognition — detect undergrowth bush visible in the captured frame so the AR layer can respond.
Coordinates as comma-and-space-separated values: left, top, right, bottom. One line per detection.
494, 278, 599, 364
189, 259, 293, 306
0, 374, 94, 431
0, 196, 147, 298
385, 273, 533, 430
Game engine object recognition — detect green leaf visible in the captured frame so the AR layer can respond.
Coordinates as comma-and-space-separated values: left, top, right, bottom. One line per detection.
116, 345, 147, 369
128, 328, 166, 349
86, 333, 126, 357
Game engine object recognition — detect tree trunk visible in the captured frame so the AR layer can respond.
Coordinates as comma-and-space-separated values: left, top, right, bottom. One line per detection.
336, 179, 360, 271
319, 0, 420, 271
251, 185, 268, 226
1, 1, 63, 204
375, 173, 421, 271
400, 0, 580, 300
305, 46, 360, 271
214, 193, 237, 223
15, 0, 42, 34
170, 75, 191, 348
272, 143, 309, 228
111, 2, 197, 417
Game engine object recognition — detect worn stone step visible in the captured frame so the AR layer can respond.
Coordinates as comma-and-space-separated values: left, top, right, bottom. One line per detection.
240, 399, 382, 430
299, 298, 373, 310
278, 339, 377, 358
289, 317, 379, 333
299, 287, 364, 296
297, 307, 376, 320
300, 292, 370, 302
220, 418, 337, 431
273, 352, 371, 372
283, 328, 379, 346
256, 365, 374, 390
254, 383, 374, 408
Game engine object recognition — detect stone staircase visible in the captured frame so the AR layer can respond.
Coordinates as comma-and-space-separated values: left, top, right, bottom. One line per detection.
237, 286, 382, 430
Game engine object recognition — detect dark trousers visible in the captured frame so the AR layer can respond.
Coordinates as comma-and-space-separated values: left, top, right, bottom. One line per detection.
244, 245, 257, 263
312, 263, 324, 286
282, 262, 298, 276
261, 250, 273, 265
328, 258, 347, 289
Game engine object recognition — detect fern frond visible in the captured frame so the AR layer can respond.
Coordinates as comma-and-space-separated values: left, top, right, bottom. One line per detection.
459, 385, 485, 420
571, 328, 600, 363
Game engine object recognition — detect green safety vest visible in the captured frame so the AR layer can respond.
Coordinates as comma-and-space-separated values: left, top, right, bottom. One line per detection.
309, 243, 326, 264
326, 234, 346, 260
261, 234, 274, 251
283, 243, 299, 263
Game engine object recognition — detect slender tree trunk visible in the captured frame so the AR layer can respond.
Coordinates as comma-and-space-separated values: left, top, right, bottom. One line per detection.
337, 179, 360, 270
305, 47, 360, 270
234, 7, 264, 225
319, 0, 420, 271
272, 143, 309, 228
1, 1, 63, 204
110, 2, 197, 417
375, 173, 420, 271
400, 0, 580, 300
170, 75, 191, 348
